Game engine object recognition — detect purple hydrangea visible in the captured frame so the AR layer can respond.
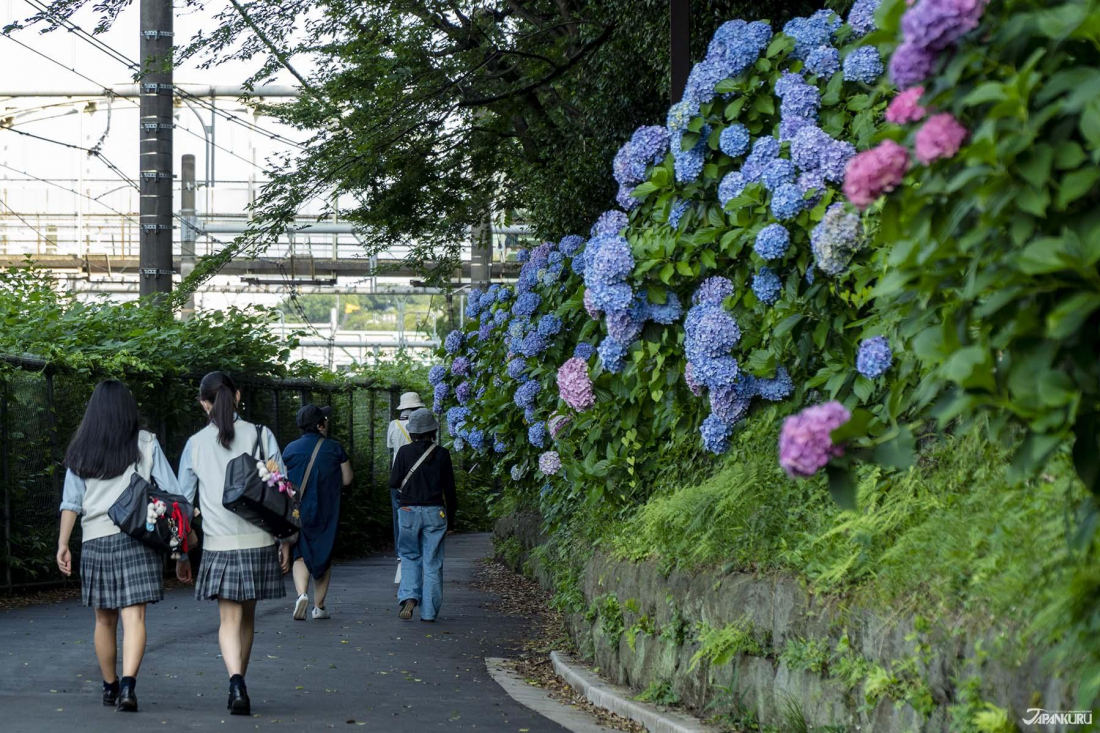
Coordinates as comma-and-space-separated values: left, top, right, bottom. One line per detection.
512, 292, 542, 317
514, 379, 541, 409
574, 342, 596, 360
719, 124, 750, 157
754, 224, 790, 260
848, 0, 882, 37
758, 367, 794, 401
693, 276, 734, 305
779, 401, 851, 478
597, 338, 629, 373
444, 330, 464, 354
539, 451, 562, 476
771, 183, 807, 221
685, 362, 704, 396
451, 356, 470, 376
811, 203, 863, 275
889, 41, 937, 89
558, 357, 595, 411
856, 336, 893, 378
901, 0, 986, 53
428, 364, 447, 386
711, 388, 751, 425
843, 46, 884, 84
559, 235, 585, 258
805, 45, 840, 77
701, 413, 733, 454
820, 140, 856, 182
456, 381, 472, 404
752, 266, 783, 305
591, 210, 629, 237
528, 421, 548, 448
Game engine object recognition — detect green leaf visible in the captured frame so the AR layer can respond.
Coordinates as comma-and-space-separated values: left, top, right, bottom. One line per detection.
675, 261, 694, 277
1046, 292, 1100, 339
825, 464, 857, 510
631, 182, 660, 197
714, 79, 738, 94
871, 427, 915, 470
659, 263, 675, 284
831, 408, 873, 444
1057, 167, 1100, 209
1073, 413, 1100, 497
646, 285, 667, 305
700, 249, 717, 269
773, 314, 804, 338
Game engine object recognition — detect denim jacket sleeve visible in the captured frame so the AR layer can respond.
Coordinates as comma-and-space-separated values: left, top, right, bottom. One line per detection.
60, 469, 86, 514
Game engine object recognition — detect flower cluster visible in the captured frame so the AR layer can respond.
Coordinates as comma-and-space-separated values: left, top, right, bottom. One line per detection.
885, 86, 928, 125
752, 267, 782, 306
754, 224, 790, 260
444, 330, 463, 354
891, 0, 987, 89
856, 336, 893, 378
848, 0, 882, 38
843, 139, 909, 209
613, 125, 671, 207
538, 451, 562, 476
779, 401, 851, 478
811, 203, 863, 275
843, 46, 883, 84
914, 113, 968, 165
557, 357, 596, 412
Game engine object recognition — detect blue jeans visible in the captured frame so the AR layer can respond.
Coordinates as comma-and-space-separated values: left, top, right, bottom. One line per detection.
390, 490, 401, 551
397, 505, 447, 620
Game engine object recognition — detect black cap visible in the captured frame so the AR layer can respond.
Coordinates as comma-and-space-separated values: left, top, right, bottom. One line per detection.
296, 404, 326, 430
320, 405, 334, 420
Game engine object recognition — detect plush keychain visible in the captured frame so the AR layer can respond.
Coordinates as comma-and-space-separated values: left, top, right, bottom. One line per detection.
145, 498, 167, 532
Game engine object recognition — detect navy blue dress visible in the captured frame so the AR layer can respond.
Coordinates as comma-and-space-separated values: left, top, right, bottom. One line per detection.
284, 432, 349, 578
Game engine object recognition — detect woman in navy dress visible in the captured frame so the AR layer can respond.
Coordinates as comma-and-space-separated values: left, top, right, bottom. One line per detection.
284, 404, 353, 620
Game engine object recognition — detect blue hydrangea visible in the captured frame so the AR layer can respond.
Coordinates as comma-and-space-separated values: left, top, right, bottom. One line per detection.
433, 383, 449, 404
514, 379, 541, 408
591, 210, 629, 237
573, 342, 596, 360
805, 45, 840, 77
718, 172, 748, 207
606, 309, 645, 345
700, 413, 733, 454
776, 73, 820, 126
757, 367, 794, 401
525, 405, 537, 422
559, 235, 585, 258
668, 199, 690, 229
444, 330, 464, 354
693, 276, 734, 305
588, 282, 633, 313
684, 57, 729, 107
497, 286, 513, 302
648, 292, 683, 325
428, 364, 447, 386
597, 338, 629, 373
541, 262, 565, 288
685, 304, 741, 361
494, 438, 507, 453
843, 46, 884, 84
754, 224, 790, 260
743, 136, 782, 181
538, 314, 562, 337
673, 128, 709, 183
666, 99, 699, 135
760, 158, 797, 192
728, 372, 760, 400
476, 386, 486, 400
798, 170, 827, 204
518, 331, 548, 358
848, 0, 882, 38
572, 252, 588, 275
857, 336, 893, 378
510, 464, 523, 481
692, 354, 741, 391
451, 356, 470, 376
467, 428, 486, 452
616, 184, 639, 211
446, 406, 469, 435
711, 388, 751, 425
585, 235, 634, 285
783, 10, 841, 59
465, 290, 484, 319
707, 19, 772, 77
719, 124, 750, 158
820, 140, 856, 182
752, 267, 783, 305
528, 422, 547, 448
771, 183, 807, 221
512, 292, 541, 317
516, 249, 530, 264
631, 125, 671, 165
790, 125, 830, 172
812, 203, 863, 275
507, 357, 528, 380
453, 437, 466, 451
478, 321, 493, 342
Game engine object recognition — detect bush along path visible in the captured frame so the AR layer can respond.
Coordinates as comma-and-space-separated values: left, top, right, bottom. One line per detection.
429, 0, 1100, 723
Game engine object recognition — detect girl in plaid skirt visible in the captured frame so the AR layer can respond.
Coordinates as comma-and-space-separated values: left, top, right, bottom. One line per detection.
177, 371, 291, 716
57, 380, 187, 713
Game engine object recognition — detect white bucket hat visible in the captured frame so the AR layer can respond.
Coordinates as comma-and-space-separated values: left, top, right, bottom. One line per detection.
397, 391, 426, 411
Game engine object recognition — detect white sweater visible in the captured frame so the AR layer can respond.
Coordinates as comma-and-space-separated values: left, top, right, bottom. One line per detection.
178, 420, 284, 552
65, 431, 158, 542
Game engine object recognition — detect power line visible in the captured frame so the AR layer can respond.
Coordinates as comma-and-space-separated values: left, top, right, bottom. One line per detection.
0, 161, 140, 225
0, 197, 50, 240
0, 125, 137, 187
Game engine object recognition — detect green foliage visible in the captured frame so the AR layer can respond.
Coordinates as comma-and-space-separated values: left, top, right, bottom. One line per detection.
690, 620, 766, 670
635, 680, 681, 707
949, 677, 1019, 733
780, 637, 831, 675
595, 593, 625, 642
493, 535, 523, 570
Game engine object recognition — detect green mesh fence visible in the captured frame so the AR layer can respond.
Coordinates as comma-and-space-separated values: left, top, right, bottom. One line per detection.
0, 357, 402, 591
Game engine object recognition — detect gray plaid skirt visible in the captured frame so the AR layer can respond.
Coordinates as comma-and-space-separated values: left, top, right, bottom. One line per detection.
80, 532, 164, 609
195, 545, 286, 602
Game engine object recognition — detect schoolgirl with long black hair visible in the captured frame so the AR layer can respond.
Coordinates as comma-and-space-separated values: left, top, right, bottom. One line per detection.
176, 371, 289, 716
57, 379, 185, 712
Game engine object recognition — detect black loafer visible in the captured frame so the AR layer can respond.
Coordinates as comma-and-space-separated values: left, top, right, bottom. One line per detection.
117, 684, 138, 712
228, 685, 251, 716
102, 681, 119, 707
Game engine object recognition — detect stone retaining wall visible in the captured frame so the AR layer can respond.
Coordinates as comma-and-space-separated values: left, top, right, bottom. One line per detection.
495, 513, 1078, 733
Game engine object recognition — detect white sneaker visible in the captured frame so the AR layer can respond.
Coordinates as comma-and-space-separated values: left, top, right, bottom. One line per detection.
312, 606, 330, 620
293, 593, 308, 620
394, 561, 402, 584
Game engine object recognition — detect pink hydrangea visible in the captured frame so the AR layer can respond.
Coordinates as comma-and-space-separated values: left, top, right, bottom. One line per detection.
684, 362, 704, 397
914, 112, 967, 165
548, 413, 572, 439
778, 401, 851, 479
557, 357, 596, 411
885, 86, 928, 125
843, 140, 910, 210
538, 450, 562, 475
583, 289, 602, 320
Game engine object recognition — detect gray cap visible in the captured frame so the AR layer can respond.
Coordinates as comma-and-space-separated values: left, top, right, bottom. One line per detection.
406, 408, 438, 434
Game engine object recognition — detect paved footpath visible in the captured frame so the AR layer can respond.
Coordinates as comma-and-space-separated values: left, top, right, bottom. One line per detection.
0, 534, 568, 732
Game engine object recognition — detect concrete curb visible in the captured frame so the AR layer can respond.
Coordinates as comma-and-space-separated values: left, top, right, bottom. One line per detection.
485, 657, 613, 733
550, 651, 718, 733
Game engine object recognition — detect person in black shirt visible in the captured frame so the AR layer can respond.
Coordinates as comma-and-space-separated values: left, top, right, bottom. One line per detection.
388, 409, 455, 622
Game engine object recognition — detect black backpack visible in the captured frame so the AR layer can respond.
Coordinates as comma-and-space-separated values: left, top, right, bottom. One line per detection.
222, 424, 300, 539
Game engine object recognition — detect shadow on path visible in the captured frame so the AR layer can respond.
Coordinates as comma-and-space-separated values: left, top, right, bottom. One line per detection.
0, 533, 566, 732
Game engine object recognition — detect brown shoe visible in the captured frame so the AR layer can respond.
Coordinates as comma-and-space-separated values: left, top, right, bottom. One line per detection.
398, 599, 417, 620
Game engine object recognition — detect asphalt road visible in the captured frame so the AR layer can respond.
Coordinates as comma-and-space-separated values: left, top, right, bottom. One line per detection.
0, 534, 567, 733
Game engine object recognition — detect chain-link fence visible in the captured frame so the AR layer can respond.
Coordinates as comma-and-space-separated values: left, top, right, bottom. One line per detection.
0, 355, 404, 592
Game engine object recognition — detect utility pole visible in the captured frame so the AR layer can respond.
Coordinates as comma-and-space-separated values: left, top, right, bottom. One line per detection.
670, 0, 691, 104
470, 216, 491, 289
180, 154, 197, 318
139, 0, 174, 299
